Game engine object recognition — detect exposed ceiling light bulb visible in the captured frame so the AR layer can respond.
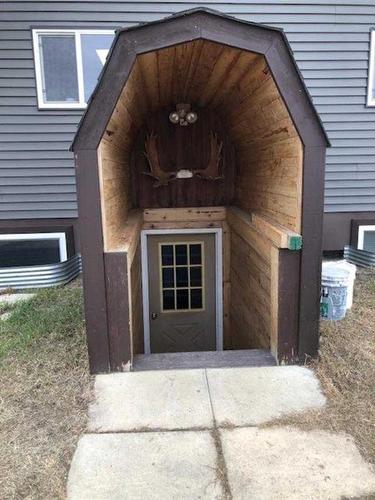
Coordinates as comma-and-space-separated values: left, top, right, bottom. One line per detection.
169, 111, 180, 124
186, 112, 198, 124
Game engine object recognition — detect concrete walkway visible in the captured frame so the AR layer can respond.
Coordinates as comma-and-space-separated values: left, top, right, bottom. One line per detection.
67, 366, 375, 499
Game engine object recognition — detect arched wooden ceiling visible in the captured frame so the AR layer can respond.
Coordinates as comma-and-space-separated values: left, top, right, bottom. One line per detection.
98, 39, 303, 250
102, 40, 299, 153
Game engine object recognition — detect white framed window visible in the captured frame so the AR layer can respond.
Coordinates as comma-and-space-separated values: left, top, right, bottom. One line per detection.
32, 29, 115, 109
0, 233, 67, 268
358, 225, 375, 252
367, 29, 375, 106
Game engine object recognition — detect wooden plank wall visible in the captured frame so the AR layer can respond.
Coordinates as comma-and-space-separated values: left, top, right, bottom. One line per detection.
226, 207, 272, 350
223, 59, 303, 232
103, 210, 144, 365
99, 39, 303, 246
131, 107, 236, 209
95, 40, 304, 359
97, 61, 146, 251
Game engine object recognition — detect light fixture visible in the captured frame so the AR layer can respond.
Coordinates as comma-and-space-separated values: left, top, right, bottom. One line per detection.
169, 103, 198, 126
168, 111, 180, 124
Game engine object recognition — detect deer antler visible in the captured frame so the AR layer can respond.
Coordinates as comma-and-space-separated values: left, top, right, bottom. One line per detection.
143, 133, 177, 187
194, 132, 223, 180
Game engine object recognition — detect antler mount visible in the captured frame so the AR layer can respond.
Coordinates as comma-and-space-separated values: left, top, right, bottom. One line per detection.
142, 131, 223, 187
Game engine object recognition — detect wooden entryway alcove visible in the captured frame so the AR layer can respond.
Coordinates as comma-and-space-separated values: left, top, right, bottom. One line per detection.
72, 8, 329, 374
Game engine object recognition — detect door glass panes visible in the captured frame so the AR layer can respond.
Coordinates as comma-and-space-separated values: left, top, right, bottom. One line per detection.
162, 290, 175, 310
175, 244, 188, 265
161, 245, 174, 266
160, 242, 204, 311
190, 266, 202, 287
176, 267, 188, 287
81, 34, 113, 101
190, 288, 203, 309
189, 244, 202, 264
176, 289, 189, 309
40, 35, 79, 102
162, 267, 174, 288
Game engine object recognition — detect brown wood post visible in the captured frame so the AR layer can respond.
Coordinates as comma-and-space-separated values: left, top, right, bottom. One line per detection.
271, 247, 300, 363
75, 149, 110, 373
298, 146, 326, 360
104, 252, 132, 371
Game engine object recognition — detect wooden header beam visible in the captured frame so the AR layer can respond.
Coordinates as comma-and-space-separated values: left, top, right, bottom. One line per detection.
227, 207, 302, 251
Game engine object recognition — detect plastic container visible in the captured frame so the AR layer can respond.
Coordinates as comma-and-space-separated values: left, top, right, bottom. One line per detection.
320, 264, 351, 321
334, 261, 356, 309
322, 260, 356, 310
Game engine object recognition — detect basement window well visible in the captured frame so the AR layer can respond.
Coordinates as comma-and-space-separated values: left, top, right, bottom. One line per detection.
0, 233, 67, 268
358, 225, 375, 252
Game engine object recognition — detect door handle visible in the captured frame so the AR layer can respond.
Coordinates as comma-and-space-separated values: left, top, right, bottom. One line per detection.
151, 312, 158, 320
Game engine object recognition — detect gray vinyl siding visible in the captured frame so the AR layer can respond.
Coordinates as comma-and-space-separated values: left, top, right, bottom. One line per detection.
1, 1, 375, 219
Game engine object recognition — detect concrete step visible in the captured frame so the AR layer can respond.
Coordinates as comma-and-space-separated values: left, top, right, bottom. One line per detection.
132, 349, 276, 371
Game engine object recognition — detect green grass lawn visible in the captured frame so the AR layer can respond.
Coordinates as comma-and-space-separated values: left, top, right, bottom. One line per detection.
0, 284, 85, 360
0, 281, 92, 499
1, 270, 374, 498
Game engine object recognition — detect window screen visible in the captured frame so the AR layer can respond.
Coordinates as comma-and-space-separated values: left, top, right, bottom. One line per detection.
363, 230, 375, 252
40, 35, 79, 103
34, 30, 114, 108
0, 239, 61, 268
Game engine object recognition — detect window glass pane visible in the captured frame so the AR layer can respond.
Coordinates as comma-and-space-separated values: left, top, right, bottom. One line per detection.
190, 289, 203, 309
163, 290, 175, 310
162, 267, 174, 288
363, 231, 375, 252
189, 244, 202, 265
176, 289, 189, 309
81, 34, 114, 102
0, 239, 61, 268
40, 35, 79, 103
175, 244, 188, 265
161, 245, 174, 266
190, 267, 202, 287
176, 267, 188, 288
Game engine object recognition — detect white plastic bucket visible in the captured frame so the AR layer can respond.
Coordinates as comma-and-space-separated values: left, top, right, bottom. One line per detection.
322, 260, 356, 310
321, 264, 351, 321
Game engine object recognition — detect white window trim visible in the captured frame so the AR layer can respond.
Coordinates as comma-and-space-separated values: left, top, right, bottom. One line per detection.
0, 232, 67, 262
367, 29, 375, 106
32, 28, 115, 109
357, 225, 375, 250
141, 229, 223, 356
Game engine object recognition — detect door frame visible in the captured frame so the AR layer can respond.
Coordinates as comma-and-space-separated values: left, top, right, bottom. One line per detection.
141, 228, 223, 354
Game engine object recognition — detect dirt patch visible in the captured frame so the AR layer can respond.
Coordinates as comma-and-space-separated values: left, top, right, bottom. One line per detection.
0, 282, 92, 499
265, 268, 375, 465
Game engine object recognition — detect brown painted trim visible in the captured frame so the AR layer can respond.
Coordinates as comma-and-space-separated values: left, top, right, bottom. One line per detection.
75, 149, 110, 374
265, 38, 327, 148
0, 218, 78, 258
277, 249, 300, 363
104, 252, 131, 371
72, 43, 137, 151
298, 145, 326, 360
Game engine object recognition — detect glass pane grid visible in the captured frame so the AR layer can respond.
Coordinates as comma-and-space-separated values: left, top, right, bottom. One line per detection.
160, 242, 204, 312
